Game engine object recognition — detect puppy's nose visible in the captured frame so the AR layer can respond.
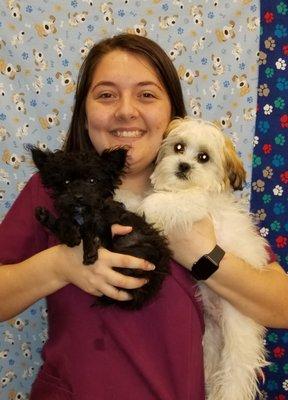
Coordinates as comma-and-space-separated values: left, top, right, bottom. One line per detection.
74, 194, 84, 202
178, 162, 191, 173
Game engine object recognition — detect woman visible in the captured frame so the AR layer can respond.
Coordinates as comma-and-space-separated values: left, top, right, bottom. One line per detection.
0, 33, 287, 400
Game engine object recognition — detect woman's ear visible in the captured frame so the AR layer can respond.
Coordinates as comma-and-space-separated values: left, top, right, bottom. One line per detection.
223, 137, 246, 190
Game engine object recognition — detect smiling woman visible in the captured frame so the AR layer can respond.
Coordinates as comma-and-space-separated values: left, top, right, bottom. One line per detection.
85, 50, 171, 189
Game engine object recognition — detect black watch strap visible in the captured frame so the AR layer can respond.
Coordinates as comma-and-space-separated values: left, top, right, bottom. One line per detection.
190, 245, 225, 281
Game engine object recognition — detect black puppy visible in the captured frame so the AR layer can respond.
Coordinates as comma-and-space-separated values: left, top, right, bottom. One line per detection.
29, 146, 171, 309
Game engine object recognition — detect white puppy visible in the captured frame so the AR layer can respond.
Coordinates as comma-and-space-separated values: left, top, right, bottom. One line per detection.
138, 117, 269, 400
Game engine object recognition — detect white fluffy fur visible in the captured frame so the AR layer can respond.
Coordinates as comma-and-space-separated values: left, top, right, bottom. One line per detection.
137, 117, 269, 400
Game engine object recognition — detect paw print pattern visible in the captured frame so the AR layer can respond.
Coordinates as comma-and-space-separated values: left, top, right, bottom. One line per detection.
250, 1, 288, 398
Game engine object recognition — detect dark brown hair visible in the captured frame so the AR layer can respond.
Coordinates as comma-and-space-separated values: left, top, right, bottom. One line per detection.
64, 33, 187, 152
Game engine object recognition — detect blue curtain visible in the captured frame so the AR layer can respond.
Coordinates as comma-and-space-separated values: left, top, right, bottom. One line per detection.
251, 1, 288, 398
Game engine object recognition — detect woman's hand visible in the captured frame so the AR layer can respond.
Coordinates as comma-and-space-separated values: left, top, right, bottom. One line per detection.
57, 224, 155, 301
167, 216, 217, 270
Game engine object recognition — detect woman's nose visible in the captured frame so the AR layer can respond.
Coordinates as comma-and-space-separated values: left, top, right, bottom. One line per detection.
114, 96, 139, 120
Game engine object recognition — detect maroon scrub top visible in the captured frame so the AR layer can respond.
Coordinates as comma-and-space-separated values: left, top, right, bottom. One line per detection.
0, 174, 205, 400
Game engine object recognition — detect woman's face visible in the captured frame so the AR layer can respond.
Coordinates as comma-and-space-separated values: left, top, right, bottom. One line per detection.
85, 50, 172, 177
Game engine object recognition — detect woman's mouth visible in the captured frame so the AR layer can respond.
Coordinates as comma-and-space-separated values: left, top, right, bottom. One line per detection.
110, 130, 145, 138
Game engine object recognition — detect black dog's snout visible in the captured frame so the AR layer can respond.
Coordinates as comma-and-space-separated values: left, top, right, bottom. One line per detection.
178, 162, 191, 173
74, 193, 84, 202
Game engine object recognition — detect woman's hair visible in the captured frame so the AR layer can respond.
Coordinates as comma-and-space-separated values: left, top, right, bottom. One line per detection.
64, 33, 187, 152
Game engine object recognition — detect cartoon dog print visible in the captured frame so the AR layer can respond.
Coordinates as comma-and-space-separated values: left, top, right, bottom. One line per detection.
178, 65, 199, 84
0, 59, 21, 79
80, 38, 94, 59
0, 189, 5, 201
0, 126, 10, 141
8, 318, 28, 331
190, 5, 204, 26
8, 391, 28, 400
16, 123, 29, 140
159, 15, 178, 29
7, 0, 22, 21
33, 49, 48, 71
247, 16, 260, 31
0, 82, 5, 96
189, 97, 202, 118
100, 2, 114, 24
12, 92, 26, 114
215, 20, 236, 42
83, 0, 94, 5
209, 79, 220, 98
232, 42, 243, 61
168, 40, 186, 61
22, 367, 35, 380
173, 0, 184, 9
0, 349, 9, 359
191, 36, 206, 53
232, 74, 250, 96
11, 30, 25, 47
243, 107, 256, 121
2, 150, 25, 169
214, 111, 233, 130
0, 168, 10, 186
1, 370, 17, 388
0, 37, 6, 49
21, 342, 32, 359
35, 15, 57, 38
211, 54, 225, 75
55, 71, 76, 94
127, 19, 147, 36
54, 38, 65, 58
32, 75, 44, 94
68, 11, 88, 26
39, 109, 60, 129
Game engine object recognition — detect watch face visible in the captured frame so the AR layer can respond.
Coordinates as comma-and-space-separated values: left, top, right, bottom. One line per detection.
191, 256, 218, 280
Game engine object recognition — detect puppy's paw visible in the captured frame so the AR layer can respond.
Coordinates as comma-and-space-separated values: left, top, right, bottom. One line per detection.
63, 233, 81, 247
58, 224, 81, 247
83, 251, 98, 265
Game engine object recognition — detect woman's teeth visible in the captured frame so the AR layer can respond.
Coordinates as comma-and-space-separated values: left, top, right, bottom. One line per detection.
111, 130, 143, 138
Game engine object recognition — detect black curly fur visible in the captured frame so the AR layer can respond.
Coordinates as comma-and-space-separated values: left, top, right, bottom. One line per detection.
28, 145, 171, 310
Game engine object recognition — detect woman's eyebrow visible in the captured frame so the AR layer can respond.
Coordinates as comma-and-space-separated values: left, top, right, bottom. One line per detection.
91, 80, 164, 91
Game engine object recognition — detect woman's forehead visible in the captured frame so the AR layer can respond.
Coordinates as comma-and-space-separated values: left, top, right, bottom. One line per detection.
90, 49, 163, 87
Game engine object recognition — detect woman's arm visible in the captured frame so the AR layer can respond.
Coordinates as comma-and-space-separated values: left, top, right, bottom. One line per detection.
0, 225, 154, 322
167, 217, 288, 329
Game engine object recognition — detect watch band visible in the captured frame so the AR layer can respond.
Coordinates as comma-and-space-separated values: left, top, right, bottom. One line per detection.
190, 245, 225, 281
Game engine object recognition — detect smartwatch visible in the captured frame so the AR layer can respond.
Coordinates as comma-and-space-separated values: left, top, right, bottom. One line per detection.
190, 245, 225, 281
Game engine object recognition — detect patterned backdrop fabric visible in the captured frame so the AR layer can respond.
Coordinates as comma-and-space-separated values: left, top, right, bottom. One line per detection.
0, 0, 284, 398
251, 1, 288, 399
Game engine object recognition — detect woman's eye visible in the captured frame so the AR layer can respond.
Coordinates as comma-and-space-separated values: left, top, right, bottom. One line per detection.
174, 143, 185, 153
197, 152, 210, 163
140, 92, 156, 99
98, 92, 113, 99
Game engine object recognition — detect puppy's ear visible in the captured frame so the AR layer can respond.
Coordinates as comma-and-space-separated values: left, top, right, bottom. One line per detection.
163, 117, 184, 139
26, 144, 51, 171
101, 147, 128, 174
223, 137, 246, 190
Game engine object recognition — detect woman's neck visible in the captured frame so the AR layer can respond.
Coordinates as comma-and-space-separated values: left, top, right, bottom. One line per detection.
120, 167, 153, 196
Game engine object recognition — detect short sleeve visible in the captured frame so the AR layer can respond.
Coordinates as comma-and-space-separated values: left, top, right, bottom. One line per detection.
266, 245, 276, 263
0, 174, 51, 264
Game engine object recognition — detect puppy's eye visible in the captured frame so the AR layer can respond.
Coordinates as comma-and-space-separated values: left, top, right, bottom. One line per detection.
65, 179, 70, 184
197, 152, 209, 163
174, 143, 185, 153
89, 178, 94, 183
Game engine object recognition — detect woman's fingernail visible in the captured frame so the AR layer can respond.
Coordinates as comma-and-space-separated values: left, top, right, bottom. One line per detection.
147, 263, 155, 270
